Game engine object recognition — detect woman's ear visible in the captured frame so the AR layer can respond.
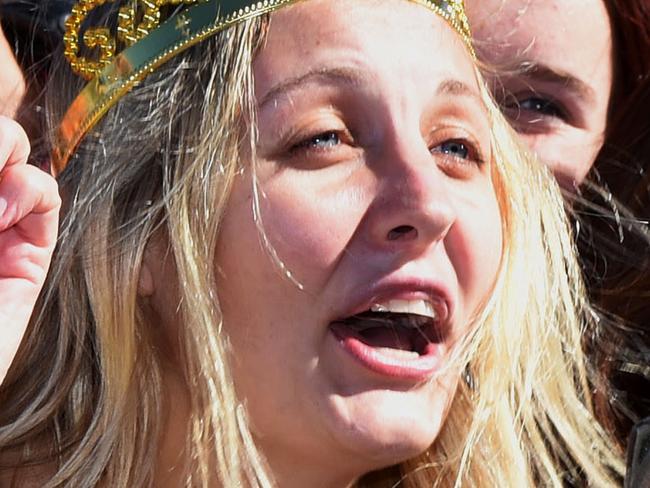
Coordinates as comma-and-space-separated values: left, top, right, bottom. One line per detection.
138, 239, 160, 297
138, 258, 155, 297
138, 234, 173, 298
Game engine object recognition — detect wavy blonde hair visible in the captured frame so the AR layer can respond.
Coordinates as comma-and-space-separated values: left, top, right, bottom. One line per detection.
0, 9, 624, 488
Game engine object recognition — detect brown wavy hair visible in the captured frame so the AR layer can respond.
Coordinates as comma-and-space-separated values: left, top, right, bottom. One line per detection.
581, 0, 650, 450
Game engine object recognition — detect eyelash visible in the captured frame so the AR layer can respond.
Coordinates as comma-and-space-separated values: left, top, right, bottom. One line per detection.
501, 92, 569, 122
519, 97, 565, 118
289, 130, 346, 154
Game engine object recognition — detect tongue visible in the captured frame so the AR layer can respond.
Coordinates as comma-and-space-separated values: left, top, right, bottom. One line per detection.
357, 326, 413, 351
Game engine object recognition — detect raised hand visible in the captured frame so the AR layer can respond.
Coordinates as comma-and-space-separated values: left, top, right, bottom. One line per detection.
0, 116, 60, 385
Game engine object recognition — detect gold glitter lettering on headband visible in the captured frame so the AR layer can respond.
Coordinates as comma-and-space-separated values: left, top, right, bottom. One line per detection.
64, 0, 200, 80
54, 0, 474, 175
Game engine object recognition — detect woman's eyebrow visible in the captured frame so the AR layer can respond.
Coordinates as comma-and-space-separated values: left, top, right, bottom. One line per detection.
258, 66, 367, 110
259, 72, 484, 110
435, 79, 489, 117
436, 79, 482, 104
510, 61, 596, 105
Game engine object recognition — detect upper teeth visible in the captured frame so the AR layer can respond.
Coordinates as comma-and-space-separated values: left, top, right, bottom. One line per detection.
370, 299, 437, 320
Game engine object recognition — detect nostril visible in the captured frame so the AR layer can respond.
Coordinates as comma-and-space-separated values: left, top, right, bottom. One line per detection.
387, 225, 418, 241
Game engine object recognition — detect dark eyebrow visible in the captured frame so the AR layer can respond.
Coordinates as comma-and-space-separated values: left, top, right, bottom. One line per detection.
509, 61, 596, 104
258, 67, 367, 110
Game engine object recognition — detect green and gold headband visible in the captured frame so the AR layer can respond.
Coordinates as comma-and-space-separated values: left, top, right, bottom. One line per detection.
53, 0, 474, 175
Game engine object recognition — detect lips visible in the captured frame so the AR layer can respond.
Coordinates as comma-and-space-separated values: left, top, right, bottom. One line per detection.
328, 288, 453, 381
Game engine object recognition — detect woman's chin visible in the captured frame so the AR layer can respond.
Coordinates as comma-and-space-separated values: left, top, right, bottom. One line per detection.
322, 386, 451, 468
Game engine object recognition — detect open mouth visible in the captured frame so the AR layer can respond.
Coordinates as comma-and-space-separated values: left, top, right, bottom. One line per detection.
329, 299, 448, 379
334, 310, 443, 355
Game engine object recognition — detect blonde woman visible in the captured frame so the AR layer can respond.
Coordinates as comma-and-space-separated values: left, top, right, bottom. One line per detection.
0, 0, 625, 486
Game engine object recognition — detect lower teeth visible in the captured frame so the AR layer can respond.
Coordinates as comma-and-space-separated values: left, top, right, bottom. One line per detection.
373, 347, 420, 359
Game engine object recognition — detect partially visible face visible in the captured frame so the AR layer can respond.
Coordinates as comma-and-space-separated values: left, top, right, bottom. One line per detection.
214, 0, 502, 485
466, 0, 613, 189
0, 25, 25, 118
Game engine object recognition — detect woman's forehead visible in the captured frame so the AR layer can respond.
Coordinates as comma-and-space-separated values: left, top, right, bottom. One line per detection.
255, 0, 477, 97
467, 0, 611, 86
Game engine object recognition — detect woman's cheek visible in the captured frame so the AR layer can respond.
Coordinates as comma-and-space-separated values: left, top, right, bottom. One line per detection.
262, 182, 369, 287
448, 197, 502, 320
520, 130, 600, 187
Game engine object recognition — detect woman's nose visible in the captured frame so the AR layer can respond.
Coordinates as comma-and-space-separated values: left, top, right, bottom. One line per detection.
365, 141, 456, 252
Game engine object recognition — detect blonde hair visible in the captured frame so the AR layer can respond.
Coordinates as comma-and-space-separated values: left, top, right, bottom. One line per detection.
0, 12, 624, 488
392, 83, 624, 487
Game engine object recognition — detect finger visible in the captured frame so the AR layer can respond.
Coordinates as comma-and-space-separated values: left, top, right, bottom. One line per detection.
0, 116, 30, 172
0, 164, 61, 246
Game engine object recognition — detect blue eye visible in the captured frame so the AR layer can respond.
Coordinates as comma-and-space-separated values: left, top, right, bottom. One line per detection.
293, 131, 341, 151
433, 140, 471, 160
